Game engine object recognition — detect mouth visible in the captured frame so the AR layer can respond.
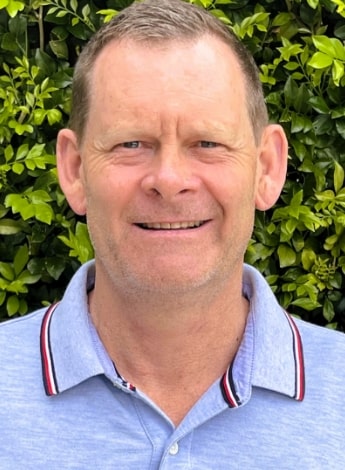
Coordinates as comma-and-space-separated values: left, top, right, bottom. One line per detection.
135, 220, 208, 230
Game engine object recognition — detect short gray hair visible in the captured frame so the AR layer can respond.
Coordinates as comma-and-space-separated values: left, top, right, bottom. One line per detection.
70, 0, 268, 142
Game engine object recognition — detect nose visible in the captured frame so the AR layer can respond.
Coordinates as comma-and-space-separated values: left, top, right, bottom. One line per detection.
141, 147, 199, 200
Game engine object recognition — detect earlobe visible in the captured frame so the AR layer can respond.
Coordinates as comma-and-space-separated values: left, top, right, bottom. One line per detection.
255, 124, 288, 211
56, 129, 87, 215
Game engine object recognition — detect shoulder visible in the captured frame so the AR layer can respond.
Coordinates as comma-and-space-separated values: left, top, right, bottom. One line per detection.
294, 317, 345, 392
0, 308, 46, 363
295, 316, 345, 351
295, 316, 345, 364
0, 307, 46, 334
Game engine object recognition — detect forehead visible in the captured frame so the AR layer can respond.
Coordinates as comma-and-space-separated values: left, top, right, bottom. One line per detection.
91, 35, 245, 95
85, 35, 251, 136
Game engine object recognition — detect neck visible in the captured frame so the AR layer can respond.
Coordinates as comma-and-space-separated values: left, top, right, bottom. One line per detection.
89, 267, 249, 425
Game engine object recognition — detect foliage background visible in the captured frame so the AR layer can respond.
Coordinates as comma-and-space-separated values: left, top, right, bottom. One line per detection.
0, 0, 345, 330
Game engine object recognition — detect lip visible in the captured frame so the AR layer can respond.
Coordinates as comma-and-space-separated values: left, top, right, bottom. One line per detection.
135, 220, 208, 230
132, 219, 212, 235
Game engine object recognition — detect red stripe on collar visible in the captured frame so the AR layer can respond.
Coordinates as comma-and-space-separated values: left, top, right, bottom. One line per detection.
221, 364, 241, 408
40, 303, 60, 396
284, 312, 305, 401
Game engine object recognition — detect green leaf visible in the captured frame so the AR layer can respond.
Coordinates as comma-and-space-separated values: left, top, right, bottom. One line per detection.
70, 0, 77, 12
6, 0, 25, 17
0, 219, 26, 235
332, 59, 344, 86
9, 121, 34, 135
335, 119, 345, 139
290, 190, 304, 208
21, 204, 36, 220
27, 144, 46, 159
97, 9, 118, 23
313, 36, 336, 56
25, 91, 35, 108
30, 190, 52, 203
308, 96, 329, 113
59, 222, 93, 263
14, 244, 28, 276
333, 39, 345, 60
4, 145, 14, 162
7, 295, 19, 316
323, 297, 335, 322
284, 61, 300, 71
1, 32, 18, 51
34, 202, 54, 224
35, 49, 57, 77
309, 52, 333, 69
33, 109, 46, 125
46, 258, 66, 280
307, 0, 319, 8
71, 17, 79, 27
0, 262, 14, 281
6, 279, 27, 294
291, 114, 311, 133
49, 39, 69, 59
313, 114, 333, 135
18, 298, 28, 315
12, 162, 24, 174
47, 108, 62, 125
56, 10, 68, 18
278, 244, 297, 267
334, 161, 345, 193
272, 12, 294, 26
17, 270, 41, 284
15, 144, 29, 160
82, 4, 90, 18
291, 298, 321, 311
301, 249, 316, 271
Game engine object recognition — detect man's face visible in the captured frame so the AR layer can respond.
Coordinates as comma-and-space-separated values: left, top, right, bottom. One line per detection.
68, 36, 264, 295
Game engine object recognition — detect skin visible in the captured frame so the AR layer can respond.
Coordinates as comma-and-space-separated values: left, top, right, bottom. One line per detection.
57, 35, 288, 425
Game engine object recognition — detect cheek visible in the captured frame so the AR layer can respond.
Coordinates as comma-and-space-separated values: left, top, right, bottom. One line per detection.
210, 173, 257, 235
84, 169, 142, 228
208, 168, 257, 206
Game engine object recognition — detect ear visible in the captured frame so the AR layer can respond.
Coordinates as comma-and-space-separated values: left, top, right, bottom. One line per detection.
255, 124, 288, 211
56, 129, 87, 215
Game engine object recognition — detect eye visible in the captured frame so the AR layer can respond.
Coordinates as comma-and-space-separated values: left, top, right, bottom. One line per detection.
199, 141, 218, 148
122, 141, 140, 148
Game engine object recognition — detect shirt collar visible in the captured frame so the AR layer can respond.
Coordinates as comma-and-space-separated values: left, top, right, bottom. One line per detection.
40, 261, 109, 395
221, 264, 305, 407
41, 262, 304, 404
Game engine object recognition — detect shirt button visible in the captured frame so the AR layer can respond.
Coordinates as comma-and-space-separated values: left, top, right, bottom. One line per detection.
169, 442, 179, 455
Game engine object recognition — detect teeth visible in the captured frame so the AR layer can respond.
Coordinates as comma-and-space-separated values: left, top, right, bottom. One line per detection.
140, 221, 204, 230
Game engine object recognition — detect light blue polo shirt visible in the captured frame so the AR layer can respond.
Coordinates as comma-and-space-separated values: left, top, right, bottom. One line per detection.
1, 261, 344, 469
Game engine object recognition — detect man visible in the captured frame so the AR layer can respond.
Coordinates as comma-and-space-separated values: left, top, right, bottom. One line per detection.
1, 0, 344, 468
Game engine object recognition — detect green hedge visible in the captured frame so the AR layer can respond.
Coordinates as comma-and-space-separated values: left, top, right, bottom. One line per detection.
0, 0, 344, 330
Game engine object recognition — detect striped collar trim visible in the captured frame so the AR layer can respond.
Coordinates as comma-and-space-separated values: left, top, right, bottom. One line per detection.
42, 304, 305, 402
220, 312, 305, 408
221, 363, 241, 408
40, 301, 135, 397
284, 311, 305, 401
40, 303, 60, 396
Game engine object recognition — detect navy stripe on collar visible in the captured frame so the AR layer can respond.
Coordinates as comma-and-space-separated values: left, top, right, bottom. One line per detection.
40, 303, 60, 396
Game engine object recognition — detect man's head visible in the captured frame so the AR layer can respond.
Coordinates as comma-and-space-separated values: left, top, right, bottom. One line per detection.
70, 0, 268, 144
57, 0, 287, 299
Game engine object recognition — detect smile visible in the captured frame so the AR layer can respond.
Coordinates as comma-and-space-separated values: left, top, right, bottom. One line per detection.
137, 221, 206, 230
